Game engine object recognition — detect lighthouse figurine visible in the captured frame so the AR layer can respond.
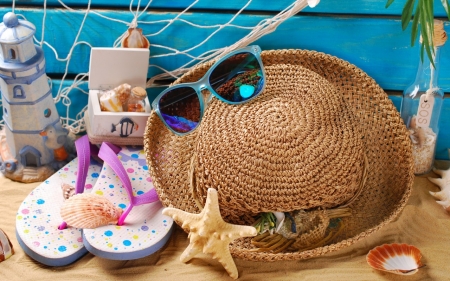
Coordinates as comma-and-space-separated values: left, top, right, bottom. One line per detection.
0, 12, 71, 183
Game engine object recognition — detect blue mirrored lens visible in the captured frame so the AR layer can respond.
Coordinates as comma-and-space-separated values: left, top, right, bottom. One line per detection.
158, 87, 200, 133
209, 52, 263, 103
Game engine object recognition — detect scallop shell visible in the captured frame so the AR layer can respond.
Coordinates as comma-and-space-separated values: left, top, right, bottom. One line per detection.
121, 27, 150, 49
0, 228, 14, 262
366, 243, 423, 275
60, 193, 123, 229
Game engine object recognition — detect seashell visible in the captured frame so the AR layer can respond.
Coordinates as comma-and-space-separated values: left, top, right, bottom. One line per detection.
121, 27, 150, 49
61, 183, 75, 200
428, 168, 450, 211
60, 193, 123, 229
99, 83, 131, 112
366, 243, 424, 275
0, 228, 14, 262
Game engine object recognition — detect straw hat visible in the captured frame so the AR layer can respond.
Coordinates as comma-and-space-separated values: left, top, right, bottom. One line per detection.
143, 49, 414, 261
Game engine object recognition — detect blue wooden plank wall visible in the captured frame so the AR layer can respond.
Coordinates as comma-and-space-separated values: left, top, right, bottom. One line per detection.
0, 0, 449, 159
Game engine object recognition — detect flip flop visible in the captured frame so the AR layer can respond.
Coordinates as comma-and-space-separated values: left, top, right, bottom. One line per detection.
73, 143, 173, 260
15, 135, 118, 266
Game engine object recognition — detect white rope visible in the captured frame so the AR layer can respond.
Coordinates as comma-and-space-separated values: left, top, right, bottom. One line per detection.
5, 0, 314, 133
146, 0, 311, 87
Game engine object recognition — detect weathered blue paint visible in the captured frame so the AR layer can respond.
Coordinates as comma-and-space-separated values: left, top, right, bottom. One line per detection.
2, 8, 450, 92
0, 2, 448, 160
3, 0, 449, 16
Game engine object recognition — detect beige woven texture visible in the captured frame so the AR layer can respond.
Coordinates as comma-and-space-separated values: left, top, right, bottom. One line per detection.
144, 49, 414, 261
192, 63, 365, 224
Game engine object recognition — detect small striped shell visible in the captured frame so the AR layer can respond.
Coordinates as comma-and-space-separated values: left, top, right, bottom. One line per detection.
0, 228, 14, 262
121, 27, 150, 49
61, 183, 75, 200
60, 193, 123, 229
366, 243, 423, 275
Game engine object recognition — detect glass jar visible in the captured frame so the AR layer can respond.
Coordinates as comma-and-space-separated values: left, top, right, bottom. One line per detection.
400, 20, 446, 175
127, 86, 147, 112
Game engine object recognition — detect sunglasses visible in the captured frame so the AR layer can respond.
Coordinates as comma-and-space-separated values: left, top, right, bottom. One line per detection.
152, 45, 266, 136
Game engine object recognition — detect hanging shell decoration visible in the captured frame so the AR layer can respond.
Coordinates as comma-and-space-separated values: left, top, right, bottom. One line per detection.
60, 193, 123, 229
428, 168, 450, 211
0, 228, 14, 262
366, 243, 424, 275
121, 27, 150, 49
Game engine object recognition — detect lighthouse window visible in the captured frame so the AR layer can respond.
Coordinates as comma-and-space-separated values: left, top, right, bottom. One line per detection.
9, 49, 16, 60
4, 107, 7, 115
44, 108, 51, 118
13, 85, 25, 99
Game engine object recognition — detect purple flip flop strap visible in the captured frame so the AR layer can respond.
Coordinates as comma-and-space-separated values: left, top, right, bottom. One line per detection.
98, 142, 159, 226
58, 135, 120, 230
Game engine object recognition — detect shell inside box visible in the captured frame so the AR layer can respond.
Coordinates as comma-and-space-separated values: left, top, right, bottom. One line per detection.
87, 90, 150, 138
85, 47, 151, 145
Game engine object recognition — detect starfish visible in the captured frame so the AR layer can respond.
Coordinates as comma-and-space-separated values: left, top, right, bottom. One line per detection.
162, 188, 257, 279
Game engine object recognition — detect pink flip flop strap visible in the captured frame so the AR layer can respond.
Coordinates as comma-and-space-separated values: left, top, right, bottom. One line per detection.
58, 135, 113, 230
74, 135, 122, 194
98, 142, 159, 226
59, 135, 118, 230
74, 135, 98, 194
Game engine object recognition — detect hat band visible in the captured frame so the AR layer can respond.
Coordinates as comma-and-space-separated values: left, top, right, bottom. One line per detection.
188, 152, 369, 252
188, 152, 369, 211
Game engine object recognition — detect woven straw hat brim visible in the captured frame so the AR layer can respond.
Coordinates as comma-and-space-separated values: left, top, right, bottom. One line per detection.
144, 49, 414, 261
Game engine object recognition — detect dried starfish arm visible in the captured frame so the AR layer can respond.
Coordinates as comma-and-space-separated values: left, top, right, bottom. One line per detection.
162, 188, 257, 280
204, 236, 238, 279
428, 168, 450, 211
163, 207, 202, 231
180, 238, 204, 263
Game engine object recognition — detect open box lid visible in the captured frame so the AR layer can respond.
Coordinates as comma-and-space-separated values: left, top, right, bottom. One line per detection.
88, 48, 150, 90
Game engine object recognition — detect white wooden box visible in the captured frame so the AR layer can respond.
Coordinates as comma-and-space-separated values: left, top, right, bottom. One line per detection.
85, 48, 150, 145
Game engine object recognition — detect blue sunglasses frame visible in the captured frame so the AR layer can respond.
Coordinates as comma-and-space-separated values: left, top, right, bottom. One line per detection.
152, 45, 266, 136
